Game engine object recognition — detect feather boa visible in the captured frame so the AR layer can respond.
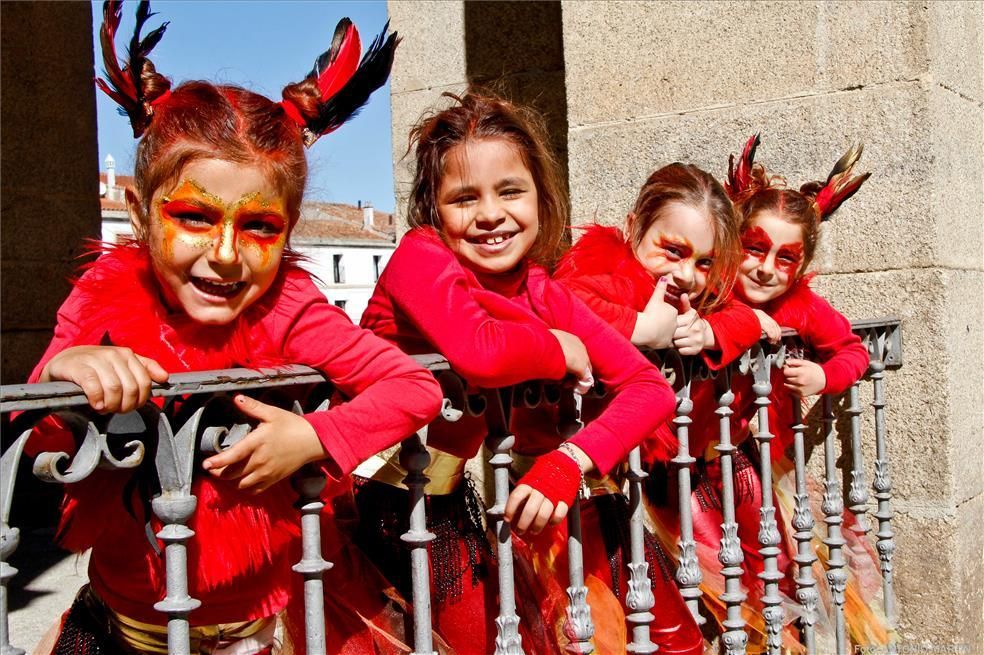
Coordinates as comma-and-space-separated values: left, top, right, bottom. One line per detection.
556, 225, 655, 312
53, 243, 302, 602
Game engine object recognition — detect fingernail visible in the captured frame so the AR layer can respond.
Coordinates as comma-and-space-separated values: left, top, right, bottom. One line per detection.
93, 402, 104, 411
236, 395, 247, 404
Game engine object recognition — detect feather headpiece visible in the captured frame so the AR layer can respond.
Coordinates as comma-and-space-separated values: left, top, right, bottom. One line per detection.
725, 133, 760, 200
95, 1, 169, 138
802, 144, 871, 221
283, 19, 399, 147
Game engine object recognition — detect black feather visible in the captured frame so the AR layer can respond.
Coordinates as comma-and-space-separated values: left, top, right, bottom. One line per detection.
304, 23, 399, 145
308, 17, 353, 81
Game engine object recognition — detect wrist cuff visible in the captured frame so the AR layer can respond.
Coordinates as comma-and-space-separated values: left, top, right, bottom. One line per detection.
517, 450, 582, 507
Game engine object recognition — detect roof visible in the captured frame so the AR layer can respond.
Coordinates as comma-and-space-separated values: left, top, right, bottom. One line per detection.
99, 172, 135, 212
291, 202, 396, 245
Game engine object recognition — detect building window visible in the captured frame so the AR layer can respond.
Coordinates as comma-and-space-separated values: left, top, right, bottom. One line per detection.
373, 255, 382, 281
332, 254, 344, 284
334, 300, 347, 310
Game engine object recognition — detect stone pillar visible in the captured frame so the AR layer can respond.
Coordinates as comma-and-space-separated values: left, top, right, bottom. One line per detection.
1, 2, 101, 385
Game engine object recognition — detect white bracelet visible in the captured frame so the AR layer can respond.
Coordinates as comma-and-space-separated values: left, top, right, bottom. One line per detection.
558, 442, 588, 500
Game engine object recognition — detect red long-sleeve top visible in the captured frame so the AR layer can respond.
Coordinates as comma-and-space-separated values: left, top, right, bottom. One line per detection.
27, 244, 442, 625
552, 225, 763, 461
360, 227, 675, 475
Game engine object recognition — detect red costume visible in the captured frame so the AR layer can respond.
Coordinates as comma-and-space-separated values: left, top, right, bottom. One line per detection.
29, 245, 442, 642
358, 227, 674, 653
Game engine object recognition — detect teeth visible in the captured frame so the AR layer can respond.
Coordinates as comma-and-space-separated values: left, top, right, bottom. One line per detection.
484, 235, 506, 245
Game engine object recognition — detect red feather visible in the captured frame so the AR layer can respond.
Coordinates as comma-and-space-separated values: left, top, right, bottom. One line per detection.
312, 18, 363, 101
812, 144, 870, 221
725, 133, 760, 199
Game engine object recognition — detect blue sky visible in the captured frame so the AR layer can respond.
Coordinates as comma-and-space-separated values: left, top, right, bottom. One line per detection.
92, 1, 396, 213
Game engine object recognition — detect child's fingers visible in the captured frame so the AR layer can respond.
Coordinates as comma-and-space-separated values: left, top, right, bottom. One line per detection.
550, 501, 569, 526
136, 355, 170, 383
203, 436, 254, 474
505, 484, 532, 522
516, 489, 546, 533
529, 498, 557, 535
233, 394, 281, 422
125, 357, 154, 409
679, 292, 692, 314
646, 276, 669, 309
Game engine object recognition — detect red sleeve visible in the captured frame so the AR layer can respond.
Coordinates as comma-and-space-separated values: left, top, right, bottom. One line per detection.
558, 274, 639, 340
540, 280, 676, 475
802, 293, 869, 395
702, 296, 762, 370
275, 273, 444, 477
378, 229, 566, 388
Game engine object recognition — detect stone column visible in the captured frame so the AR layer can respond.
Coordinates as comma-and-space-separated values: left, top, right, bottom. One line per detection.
1, 2, 101, 385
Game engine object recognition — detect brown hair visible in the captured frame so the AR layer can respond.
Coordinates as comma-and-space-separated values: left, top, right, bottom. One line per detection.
131, 79, 309, 229
627, 163, 740, 312
734, 166, 821, 274
406, 91, 569, 268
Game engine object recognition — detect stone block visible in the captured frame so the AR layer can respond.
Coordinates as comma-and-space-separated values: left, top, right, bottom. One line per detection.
387, 1, 466, 93
0, 261, 74, 333
0, 330, 54, 385
929, 86, 984, 271
890, 507, 962, 649
1, 189, 101, 262
561, 1, 927, 127
956, 493, 983, 653
927, 0, 984, 104
462, 1, 564, 81
567, 82, 944, 274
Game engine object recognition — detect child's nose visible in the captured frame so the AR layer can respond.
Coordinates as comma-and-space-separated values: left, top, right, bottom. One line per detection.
474, 197, 506, 229
674, 262, 696, 290
212, 221, 240, 265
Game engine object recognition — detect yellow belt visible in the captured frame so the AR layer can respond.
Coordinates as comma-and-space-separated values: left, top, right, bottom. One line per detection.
355, 443, 467, 496
511, 452, 620, 496
83, 587, 274, 654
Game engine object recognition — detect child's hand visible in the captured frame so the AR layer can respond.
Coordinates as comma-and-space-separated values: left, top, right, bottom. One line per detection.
754, 309, 783, 344
632, 276, 678, 349
549, 329, 591, 383
672, 293, 710, 356
505, 443, 591, 535
202, 395, 327, 493
40, 345, 169, 414
783, 358, 826, 397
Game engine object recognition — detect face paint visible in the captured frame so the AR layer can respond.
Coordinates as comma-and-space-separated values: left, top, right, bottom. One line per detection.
735, 211, 807, 306
631, 202, 715, 307
143, 159, 290, 325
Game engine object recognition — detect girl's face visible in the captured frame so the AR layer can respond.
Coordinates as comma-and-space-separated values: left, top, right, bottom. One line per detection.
436, 138, 539, 275
630, 202, 715, 306
736, 210, 805, 306
137, 158, 289, 324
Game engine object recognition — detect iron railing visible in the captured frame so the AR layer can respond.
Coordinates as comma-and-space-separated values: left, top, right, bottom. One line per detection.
0, 318, 901, 655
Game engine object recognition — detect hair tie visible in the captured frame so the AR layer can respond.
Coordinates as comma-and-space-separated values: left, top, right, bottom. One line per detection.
279, 99, 306, 128
150, 89, 171, 107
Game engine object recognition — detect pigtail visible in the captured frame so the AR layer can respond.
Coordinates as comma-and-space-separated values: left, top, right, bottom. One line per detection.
95, 0, 171, 138
281, 19, 399, 147
800, 144, 871, 221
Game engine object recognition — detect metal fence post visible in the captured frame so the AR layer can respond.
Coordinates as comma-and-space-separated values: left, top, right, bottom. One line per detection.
624, 446, 656, 654
401, 432, 438, 655
790, 400, 818, 654
821, 396, 848, 654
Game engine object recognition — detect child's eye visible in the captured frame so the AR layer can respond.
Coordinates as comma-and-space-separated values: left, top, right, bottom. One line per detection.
744, 245, 763, 255
173, 211, 214, 227
663, 246, 682, 258
778, 253, 800, 264
243, 219, 284, 237
697, 258, 713, 271
501, 188, 523, 198
453, 195, 477, 206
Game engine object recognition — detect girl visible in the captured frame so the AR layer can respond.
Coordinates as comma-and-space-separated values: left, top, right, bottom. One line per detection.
29, 4, 441, 653
357, 91, 677, 653
726, 135, 887, 647
542, 162, 761, 653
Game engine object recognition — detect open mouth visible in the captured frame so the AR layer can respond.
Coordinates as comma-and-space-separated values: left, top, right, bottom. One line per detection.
467, 231, 517, 249
190, 276, 247, 299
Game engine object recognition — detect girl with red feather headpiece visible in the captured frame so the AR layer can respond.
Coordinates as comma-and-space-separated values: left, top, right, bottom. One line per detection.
28, 2, 444, 653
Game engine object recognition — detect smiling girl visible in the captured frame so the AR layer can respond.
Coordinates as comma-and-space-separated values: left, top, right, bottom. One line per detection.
357, 91, 676, 652
29, 5, 441, 653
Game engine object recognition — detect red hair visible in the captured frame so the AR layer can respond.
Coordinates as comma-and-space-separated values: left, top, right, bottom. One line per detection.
406, 91, 569, 268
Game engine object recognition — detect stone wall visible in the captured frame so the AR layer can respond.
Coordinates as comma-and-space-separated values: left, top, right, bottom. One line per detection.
1, 2, 101, 385
387, 0, 983, 649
